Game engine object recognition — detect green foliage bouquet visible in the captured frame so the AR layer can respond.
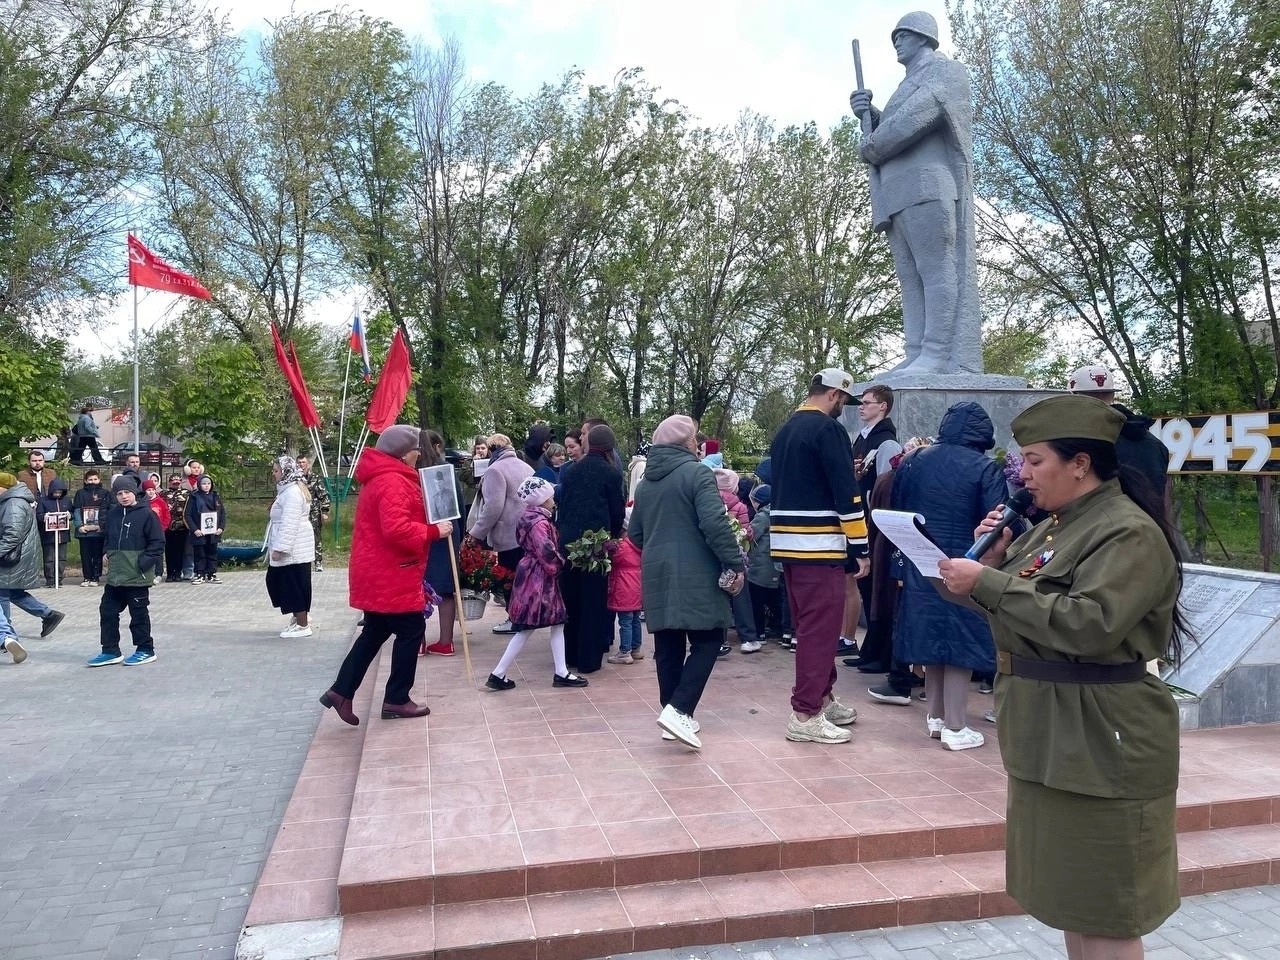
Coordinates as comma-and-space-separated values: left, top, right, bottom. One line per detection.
565, 528, 614, 574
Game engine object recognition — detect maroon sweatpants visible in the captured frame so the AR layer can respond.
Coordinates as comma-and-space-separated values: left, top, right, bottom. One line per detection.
784, 563, 844, 715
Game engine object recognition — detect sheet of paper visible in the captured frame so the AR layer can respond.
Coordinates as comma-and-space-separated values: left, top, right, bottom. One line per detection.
871, 509, 948, 579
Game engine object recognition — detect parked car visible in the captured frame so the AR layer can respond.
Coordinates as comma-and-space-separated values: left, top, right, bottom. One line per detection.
109, 441, 183, 467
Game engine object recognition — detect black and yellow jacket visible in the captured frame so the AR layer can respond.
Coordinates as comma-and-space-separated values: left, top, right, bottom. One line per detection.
769, 405, 868, 564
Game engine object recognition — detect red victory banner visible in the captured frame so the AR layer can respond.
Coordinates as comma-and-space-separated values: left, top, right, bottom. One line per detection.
271, 324, 321, 429
127, 235, 211, 300
365, 327, 412, 433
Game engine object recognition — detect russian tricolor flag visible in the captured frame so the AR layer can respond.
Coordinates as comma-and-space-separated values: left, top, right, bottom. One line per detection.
350, 312, 372, 382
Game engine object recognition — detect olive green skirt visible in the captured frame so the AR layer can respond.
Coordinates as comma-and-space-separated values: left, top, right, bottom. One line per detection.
1006, 775, 1179, 937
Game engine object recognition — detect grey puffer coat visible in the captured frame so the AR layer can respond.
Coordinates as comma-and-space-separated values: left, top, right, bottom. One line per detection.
628, 443, 744, 633
0, 484, 42, 590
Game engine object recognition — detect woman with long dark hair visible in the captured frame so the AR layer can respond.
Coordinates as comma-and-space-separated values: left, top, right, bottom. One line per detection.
939, 395, 1187, 960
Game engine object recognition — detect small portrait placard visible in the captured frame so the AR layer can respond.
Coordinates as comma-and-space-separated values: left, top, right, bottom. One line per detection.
44, 511, 71, 533
200, 511, 218, 534
419, 465, 461, 523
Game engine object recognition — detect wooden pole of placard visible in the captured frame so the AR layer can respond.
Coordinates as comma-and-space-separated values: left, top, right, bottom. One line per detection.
447, 536, 472, 683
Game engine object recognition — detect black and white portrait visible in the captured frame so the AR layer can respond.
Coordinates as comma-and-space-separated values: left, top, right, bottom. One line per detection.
419, 464, 460, 523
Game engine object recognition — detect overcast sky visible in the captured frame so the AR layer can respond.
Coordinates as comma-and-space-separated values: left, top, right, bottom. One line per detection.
84, 1, 953, 355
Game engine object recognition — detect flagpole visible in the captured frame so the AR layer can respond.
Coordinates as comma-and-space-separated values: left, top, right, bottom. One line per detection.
337, 337, 353, 479
132, 277, 140, 456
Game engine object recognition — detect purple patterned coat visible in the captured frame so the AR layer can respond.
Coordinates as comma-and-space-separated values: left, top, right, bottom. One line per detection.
507, 505, 566, 629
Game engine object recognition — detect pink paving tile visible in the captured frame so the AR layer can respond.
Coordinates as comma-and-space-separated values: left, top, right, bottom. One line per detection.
269, 817, 349, 852
600, 817, 696, 858
754, 805, 855, 842
283, 793, 353, 823
591, 789, 675, 824
504, 774, 586, 804
430, 780, 510, 810
663, 784, 751, 816
576, 769, 656, 798
432, 803, 517, 840
511, 796, 598, 832
363, 745, 440, 769
1177, 830, 1265, 866
494, 736, 563, 759
940, 849, 1007, 892
865, 858, 979, 899
784, 862, 894, 907
340, 905, 433, 960
354, 764, 431, 793
433, 897, 535, 955
706, 759, 792, 784
773, 756, 858, 781
345, 811, 432, 848
683, 814, 780, 873
432, 759, 505, 784
1216, 823, 1280, 857
863, 771, 962, 799
701, 870, 809, 914
527, 886, 628, 936
619, 880, 726, 951
644, 764, 728, 789
433, 740, 499, 764
244, 878, 339, 925
432, 833, 526, 874
338, 840, 434, 885
730, 779, 821, 810
256, 844, 343, 885
901, 794, 1003, 829
564, 748, 644, 772
545, 717, 614, 736
349, 786, 435, 818
555, 731, 625, 753
498, 755, 575, 779
519, 824, 613, 864
799, 775, 893, 804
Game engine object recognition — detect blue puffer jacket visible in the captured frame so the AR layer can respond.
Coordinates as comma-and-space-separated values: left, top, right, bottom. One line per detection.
891, 402, 1008, 672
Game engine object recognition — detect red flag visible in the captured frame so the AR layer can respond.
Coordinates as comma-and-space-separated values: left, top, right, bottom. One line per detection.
286, 340, 322, 429
365, 327, 412, 433
271, 324, 321, 429
127, 235, 211, 300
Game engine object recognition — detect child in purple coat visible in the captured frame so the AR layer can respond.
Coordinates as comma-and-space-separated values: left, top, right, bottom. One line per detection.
485, 477, 589, 690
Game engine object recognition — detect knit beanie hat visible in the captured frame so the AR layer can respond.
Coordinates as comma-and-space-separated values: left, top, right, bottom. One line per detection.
112, 475, 139, 494
587, 424, 616, 452
704, 439, 720, 455
375, 424, 421, 458
0, 471, 15, 490
751, 483, 771, 506
516, 476, 554, 506
652, 414, 697, 446
141, 479, 157, 491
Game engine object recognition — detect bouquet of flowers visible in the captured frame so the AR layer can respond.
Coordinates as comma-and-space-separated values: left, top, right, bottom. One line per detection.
566, 528, 614, 574
726, 513, 751, 554
999, 449, 1026, 492
459, 535, 514, 597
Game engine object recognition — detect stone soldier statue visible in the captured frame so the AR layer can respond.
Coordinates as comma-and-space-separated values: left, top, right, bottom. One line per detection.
850, 12, 983, 376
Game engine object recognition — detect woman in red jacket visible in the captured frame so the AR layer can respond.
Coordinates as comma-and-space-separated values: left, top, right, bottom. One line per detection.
320, 425, 452, 724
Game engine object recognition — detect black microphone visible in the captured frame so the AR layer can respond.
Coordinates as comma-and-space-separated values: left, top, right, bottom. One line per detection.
964, 488, 1034, 560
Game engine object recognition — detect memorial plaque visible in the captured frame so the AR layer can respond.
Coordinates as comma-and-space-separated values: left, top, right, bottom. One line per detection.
1181, 575, 1259, 641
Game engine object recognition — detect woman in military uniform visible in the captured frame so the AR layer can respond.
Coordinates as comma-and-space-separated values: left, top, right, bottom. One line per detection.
939, 394, 1187, 960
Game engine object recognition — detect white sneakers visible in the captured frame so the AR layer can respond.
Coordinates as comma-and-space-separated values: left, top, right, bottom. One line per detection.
926, 715, 945, 739
786, 712, 851, 744
280, 624, 314, 638
657, 704, 701, 749
3, 636, 27, 664
940, 726, 985, 751
822, 695, 858, 726
739, 640, 763, 654
660, 715, 700, 741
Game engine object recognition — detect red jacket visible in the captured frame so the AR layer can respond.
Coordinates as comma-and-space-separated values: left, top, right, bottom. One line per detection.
607, 536, 642, 612
349, 449, 441, 614
146, 494, 171, 530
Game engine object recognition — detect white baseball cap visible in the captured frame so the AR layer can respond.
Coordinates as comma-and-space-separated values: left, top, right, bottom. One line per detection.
1066, 364, 1116, 394
812, 367, 857, 398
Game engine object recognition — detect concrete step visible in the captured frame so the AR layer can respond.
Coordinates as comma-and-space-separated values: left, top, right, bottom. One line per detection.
336, 822, 1280, 960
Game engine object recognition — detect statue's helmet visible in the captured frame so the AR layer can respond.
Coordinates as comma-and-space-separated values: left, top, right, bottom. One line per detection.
891, 11, 940, 49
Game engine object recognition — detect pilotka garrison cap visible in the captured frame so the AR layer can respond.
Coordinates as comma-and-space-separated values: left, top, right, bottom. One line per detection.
1012, 395, 1126, 447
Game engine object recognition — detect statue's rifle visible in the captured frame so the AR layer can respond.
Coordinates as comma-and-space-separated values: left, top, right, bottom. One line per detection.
851, 39, 888, 232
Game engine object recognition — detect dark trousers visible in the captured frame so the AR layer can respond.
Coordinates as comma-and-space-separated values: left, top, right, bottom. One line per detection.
332, 610, 426, 705
784, 563, 844, 715
192, 537, 218, 577
100, 585, 152, 654
164, 530, 188, 580
79, 537, 105, 582
77, 437, 108, 465
858, 618, 894, 667
561, 567, 610, 673
654, 628, 721, 716
41, 536, 67, 585
750, 583, 783, 637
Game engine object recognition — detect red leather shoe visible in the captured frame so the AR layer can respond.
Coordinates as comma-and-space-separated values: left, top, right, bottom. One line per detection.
424, 642, 455, 656
381, 699, 431, 720
319, 689, 359, 726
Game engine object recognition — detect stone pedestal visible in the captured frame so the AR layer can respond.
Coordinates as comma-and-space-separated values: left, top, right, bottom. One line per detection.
842, 376, 1057, 453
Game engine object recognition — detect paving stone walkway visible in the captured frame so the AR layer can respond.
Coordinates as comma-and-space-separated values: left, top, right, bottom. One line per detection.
0, 569, 356, 960
605, 884, 1280, 960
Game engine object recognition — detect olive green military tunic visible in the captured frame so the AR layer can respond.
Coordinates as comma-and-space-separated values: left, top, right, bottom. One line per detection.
969, 478, 1180, 937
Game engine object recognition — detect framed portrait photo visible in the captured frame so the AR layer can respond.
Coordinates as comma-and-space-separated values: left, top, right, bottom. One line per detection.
419, 464, 461, 523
